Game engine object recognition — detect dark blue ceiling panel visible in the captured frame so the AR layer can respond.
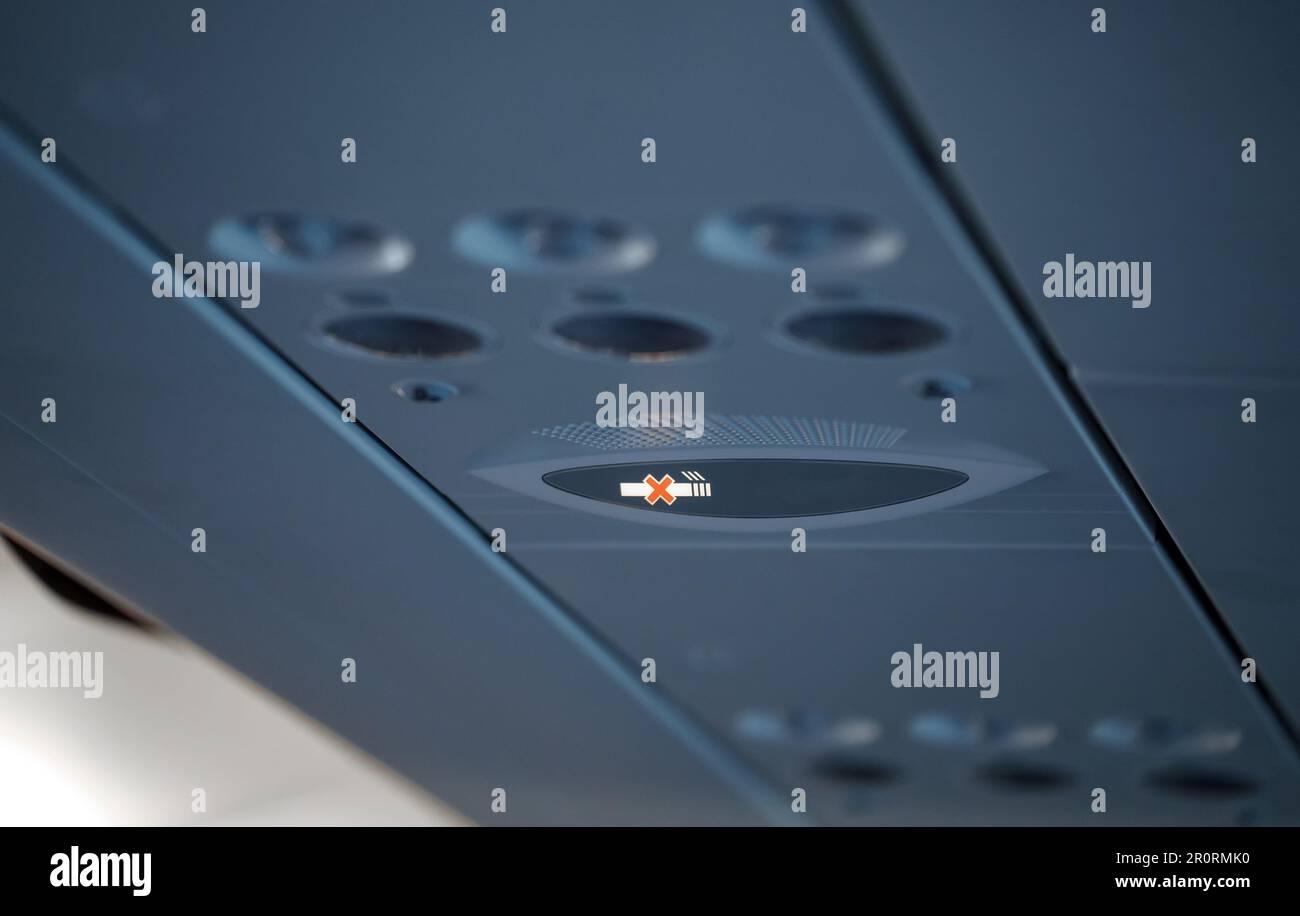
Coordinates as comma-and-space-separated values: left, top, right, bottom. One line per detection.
856, 0, 1300, 716
0, 0, 1296, 824
0, 127, 792, 826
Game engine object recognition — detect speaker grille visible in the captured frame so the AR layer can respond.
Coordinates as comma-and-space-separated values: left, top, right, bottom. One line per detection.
533, 414, 908, 451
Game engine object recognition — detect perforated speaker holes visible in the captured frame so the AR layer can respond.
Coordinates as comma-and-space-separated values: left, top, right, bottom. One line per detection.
546, 311, 712, 362
783, 308, 948, 356
319, 313, 484, 361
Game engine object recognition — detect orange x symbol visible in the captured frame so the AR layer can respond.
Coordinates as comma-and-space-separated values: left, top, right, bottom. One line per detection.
643, 473, 676, 505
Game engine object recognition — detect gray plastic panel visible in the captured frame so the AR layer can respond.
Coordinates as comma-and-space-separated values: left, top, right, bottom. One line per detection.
1, 0, 1296, 824
857, 0, 1300, 717
0, 127, 790, 827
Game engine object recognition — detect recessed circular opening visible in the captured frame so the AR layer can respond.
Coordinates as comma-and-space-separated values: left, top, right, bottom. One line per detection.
699, 206, 904, 271
548, 312, 711, 362
392, 380, 458, 403
1146, 766, 1258, 798
454, 209, 655, 274
322, 314, 483, 360
976, 760, 1073, 791
813, 754, 901, 786
211, 213, 413, 276
784, 308, 947, 355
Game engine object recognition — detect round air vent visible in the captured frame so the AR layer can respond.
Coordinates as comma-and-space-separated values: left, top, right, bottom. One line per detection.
320, 313, 484, 360
1089, 717, 1242, 755
547, 312, 712, 362
909, 714, 1056, 750
210, 213, 413, 275
453, 209, 655, 274
784, 308, 948, 356
734, 708, 881, 748
698, 206, 903, 271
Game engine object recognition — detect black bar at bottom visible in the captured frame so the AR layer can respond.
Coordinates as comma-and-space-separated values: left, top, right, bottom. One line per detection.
2, 826, 1288, 900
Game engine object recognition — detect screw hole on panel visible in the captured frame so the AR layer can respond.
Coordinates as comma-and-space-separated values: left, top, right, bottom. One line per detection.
907, 373, 972, 401
392, 380, 458, 403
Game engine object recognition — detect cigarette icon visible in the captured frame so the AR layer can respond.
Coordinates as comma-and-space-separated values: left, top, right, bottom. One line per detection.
620, 471, 712, 505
